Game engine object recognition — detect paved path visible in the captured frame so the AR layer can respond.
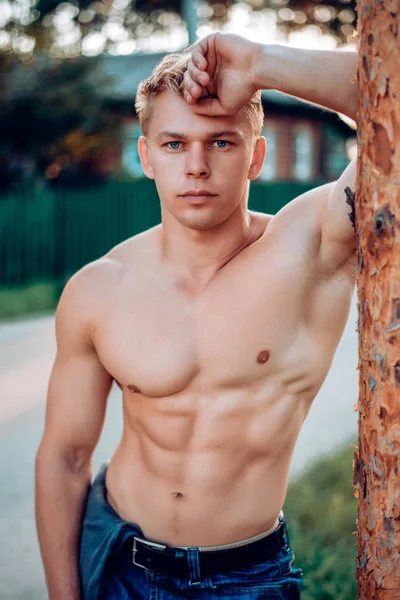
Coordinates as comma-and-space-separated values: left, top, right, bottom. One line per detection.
0, 295, 359, 600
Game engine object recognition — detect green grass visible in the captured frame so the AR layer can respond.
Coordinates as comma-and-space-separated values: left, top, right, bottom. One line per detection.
0, 281, 58, 320
285, 440, 358, 600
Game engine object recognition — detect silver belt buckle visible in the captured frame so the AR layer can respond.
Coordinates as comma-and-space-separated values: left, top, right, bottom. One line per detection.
132, 536, 168, 571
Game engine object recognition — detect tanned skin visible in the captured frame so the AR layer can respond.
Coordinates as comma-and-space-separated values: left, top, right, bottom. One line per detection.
35, 33, 358, 600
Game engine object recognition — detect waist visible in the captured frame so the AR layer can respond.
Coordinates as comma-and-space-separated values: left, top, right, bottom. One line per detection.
176, 512, 283, 551
106, 459, 288, 546
127, 513, 288, 578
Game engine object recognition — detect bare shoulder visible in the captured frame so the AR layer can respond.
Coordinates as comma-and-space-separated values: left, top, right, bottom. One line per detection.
269, 182, 333, 231
262, 183, 339, 262
273, 181, 357, 276
57, 226, 161, 342
60, 256, 123, 308
271, 183, 357, 284
55, 257, 124, 345
59, 225, 160, 315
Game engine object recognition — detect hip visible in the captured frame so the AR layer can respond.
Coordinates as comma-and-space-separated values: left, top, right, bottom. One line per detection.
101, 517, 303, 599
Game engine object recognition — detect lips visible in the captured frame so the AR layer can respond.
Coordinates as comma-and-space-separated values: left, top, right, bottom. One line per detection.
180, 190, 217, 206
179, 190, 217, 205
180, 190, 216, 197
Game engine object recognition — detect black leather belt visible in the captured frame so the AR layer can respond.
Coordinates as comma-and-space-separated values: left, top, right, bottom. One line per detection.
126, 521, 286, 578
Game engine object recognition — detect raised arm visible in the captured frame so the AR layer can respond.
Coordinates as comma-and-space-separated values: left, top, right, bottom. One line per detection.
319, 158, 357, 272
184, 32, 358, 123
35, 262, 113, 600
253, 44, 358, 123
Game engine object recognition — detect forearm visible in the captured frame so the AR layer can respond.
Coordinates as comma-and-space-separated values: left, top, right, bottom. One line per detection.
35, 448, 91, 600
253, 44, 358, 122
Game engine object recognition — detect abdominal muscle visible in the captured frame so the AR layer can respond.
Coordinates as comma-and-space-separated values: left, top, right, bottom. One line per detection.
105, 382, 307, 547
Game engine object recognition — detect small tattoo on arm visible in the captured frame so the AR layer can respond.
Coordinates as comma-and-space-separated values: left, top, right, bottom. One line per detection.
345, 187, 356, 229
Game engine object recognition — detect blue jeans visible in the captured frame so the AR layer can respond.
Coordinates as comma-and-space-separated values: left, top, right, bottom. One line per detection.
101, 523, 303, 599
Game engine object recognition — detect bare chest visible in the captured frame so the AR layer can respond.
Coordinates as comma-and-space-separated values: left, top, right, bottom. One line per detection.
93, 240, 335, 399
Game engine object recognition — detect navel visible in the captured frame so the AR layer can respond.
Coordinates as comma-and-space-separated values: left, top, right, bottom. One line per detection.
127, 384, 141, 394
257, 350, 270, 365
171, 492, 185, 500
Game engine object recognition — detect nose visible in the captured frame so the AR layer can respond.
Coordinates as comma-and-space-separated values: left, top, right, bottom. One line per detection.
185, 144, 210, 179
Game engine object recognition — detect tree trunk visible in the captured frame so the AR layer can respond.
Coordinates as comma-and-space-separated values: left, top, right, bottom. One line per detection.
354, 0, 400, 598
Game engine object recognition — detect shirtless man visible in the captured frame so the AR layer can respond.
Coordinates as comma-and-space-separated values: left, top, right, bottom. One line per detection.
35, 33, 358, 600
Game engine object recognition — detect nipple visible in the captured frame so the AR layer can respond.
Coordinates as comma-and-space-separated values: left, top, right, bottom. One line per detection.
257, 350, 270, 365
127, 384, 141, 394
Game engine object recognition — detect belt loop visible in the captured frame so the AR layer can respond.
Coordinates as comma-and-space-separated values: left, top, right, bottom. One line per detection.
187, 547, 202, 586
280, 515, 291, 549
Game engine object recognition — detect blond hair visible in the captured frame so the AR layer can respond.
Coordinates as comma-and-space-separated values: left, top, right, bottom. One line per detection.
135, 52, 264, 136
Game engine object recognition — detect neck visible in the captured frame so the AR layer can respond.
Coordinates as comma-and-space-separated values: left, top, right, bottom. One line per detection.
159, 203, 252, 288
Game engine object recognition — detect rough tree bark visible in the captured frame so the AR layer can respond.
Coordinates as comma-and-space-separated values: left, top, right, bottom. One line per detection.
353, 0, 400, 598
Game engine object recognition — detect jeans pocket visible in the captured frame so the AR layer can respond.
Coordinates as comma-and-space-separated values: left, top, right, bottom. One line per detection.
210, 578, 300, 599
210, 556, 282, 590
210, 547, 302, 598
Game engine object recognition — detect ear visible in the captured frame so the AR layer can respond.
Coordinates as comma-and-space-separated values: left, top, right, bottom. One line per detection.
248, 136, 266, 181
138, 136, 154, 180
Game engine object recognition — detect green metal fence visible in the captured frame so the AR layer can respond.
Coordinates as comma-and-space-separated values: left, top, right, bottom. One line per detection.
0, 179, 320, 288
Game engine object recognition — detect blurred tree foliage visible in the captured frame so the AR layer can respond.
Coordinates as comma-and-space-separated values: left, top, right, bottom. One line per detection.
0, 52, 123, 191
1, 0, 357, 60
131, 0, 357, 44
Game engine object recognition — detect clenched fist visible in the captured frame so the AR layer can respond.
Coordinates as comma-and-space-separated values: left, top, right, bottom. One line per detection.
184, 33, 264, 117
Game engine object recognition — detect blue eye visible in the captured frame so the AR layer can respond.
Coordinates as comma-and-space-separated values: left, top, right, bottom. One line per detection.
215, 140, 229, 148
168, 141, 181, 149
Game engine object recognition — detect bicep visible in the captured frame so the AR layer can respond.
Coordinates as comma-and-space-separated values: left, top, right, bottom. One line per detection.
40, 270, 113, 464
43, 349, 112, 463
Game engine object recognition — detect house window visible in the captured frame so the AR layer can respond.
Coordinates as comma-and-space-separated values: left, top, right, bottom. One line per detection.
293, 125, 313, 181
260, 126, 277, 181
323, 125, 353, 179
122, 123, 144, 178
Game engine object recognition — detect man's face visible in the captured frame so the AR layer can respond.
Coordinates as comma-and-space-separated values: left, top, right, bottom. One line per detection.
138, 91, 265, 231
